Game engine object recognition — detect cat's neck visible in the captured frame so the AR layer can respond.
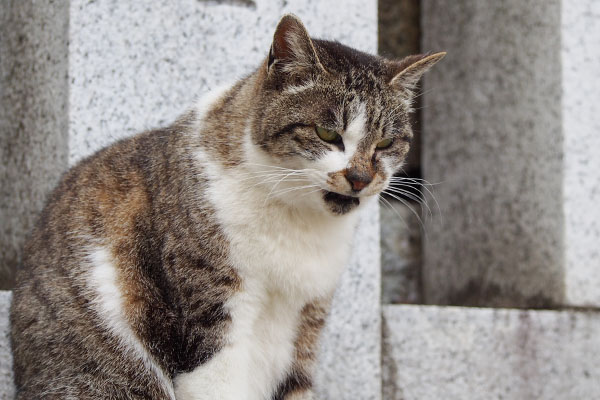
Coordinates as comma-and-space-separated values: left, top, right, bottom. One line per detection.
192, 73, 261, 168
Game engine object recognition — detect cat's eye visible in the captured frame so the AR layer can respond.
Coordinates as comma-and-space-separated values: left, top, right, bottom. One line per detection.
376, 138, 394, 149
315, 126, 342, 143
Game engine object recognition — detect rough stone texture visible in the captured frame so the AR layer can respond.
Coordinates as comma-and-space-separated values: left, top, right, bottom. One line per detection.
421, 0, 566, 307
0, 292, 14, 400
0, 1, 69, 289
377, 0, 424, 307
1, 0, 380, 396
562, 1, 600, 306
67, 0, 378, 165
378, 0, 421, 173
382, 304, 600, 400
380, 200, 422, 304
316, 199, 381, 399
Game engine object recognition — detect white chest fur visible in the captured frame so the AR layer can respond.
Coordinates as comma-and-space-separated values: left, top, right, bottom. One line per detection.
174, 151, 358, 400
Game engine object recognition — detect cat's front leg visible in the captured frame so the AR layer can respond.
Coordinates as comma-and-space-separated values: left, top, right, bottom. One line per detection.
275, 298, 331, 400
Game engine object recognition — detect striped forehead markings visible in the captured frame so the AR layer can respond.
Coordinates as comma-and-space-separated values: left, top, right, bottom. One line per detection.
343, 101, 367, 157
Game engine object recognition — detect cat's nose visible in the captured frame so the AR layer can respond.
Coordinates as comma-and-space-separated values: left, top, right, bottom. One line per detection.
345, 169, 373, 192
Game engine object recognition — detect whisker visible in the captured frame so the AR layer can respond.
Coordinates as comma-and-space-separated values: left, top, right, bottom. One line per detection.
384, 186, 433, 221
394, 171, 442, 222
263, 171, 306, 205
238, 171, 294, 182
247, 175, 311, 188
389, 176, 441, 186
300, 187, 325, 197
381, 190, 427, 238
244, 174, 307, 191
245, 163, 300, 171
379, 196, 409, 229
270, 184, 321, 198
385, 182, 432, 221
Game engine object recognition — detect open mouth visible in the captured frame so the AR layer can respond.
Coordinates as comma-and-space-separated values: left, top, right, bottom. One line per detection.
322, 191, 360, 214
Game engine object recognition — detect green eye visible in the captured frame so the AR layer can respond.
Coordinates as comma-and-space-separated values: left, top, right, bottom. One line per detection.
315, 126, 341, 143
376, 138, 394, 149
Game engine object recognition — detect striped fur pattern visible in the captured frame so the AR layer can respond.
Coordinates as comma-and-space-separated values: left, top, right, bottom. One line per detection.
10, 14, 444, 400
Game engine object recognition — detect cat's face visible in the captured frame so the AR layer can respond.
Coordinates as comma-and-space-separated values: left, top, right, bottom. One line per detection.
246, 15, 444, 216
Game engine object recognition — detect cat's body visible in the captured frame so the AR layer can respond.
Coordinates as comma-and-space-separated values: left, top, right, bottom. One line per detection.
10, 15, 444, 400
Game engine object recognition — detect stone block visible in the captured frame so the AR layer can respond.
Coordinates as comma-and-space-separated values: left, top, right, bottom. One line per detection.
1, 0, 380, 396
421, 0, 600, 307
561, 1, 600, 306
383, 304, 600, 400
377, 0, 421, 173
380, 200, 422, 304
316, 200, 381, 399
0, 1, 70, 289
0, 292, 13, 400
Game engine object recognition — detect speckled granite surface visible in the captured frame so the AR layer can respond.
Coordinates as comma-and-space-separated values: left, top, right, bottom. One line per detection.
561, 2, 600, 306
0, 293, 14, 400
317, 199, 381, 400
383, 304, 600, 400
422, 0, 568, 308
67, 0, 378, 165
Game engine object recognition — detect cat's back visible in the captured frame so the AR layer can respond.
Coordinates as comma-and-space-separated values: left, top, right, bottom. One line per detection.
10, 122, 193, 399
18, 124, 175, 276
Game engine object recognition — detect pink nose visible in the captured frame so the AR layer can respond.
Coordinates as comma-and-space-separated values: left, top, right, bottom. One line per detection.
345, 169, 373, 192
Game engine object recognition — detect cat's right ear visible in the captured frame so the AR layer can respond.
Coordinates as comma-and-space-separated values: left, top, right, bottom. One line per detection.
387, 52, 446, 95
267, 14, 324, 75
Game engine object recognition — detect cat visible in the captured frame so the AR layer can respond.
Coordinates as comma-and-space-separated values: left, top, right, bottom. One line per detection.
10, 14, 444, 400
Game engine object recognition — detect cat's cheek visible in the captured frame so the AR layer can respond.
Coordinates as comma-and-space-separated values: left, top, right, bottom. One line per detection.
381, 157, 402, 178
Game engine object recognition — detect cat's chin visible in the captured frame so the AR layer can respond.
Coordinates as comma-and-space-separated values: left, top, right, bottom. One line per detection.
322, 191, 361, 215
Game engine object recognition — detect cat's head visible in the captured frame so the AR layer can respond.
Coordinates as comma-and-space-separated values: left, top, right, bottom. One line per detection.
246, 14, 444, 216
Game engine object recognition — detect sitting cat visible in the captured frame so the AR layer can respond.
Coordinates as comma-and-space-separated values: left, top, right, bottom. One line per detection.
10, 14, 444, 400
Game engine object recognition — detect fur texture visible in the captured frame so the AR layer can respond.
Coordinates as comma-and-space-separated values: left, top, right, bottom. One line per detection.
10, 14, 444, 400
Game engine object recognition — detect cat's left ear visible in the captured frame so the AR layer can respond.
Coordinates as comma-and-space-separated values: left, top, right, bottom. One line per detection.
267, 14, 325, 75
387, 52, 446, 93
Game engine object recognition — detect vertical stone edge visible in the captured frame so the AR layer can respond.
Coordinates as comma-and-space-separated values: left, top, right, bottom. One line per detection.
0, 292, 13, 399
315, 200, 382, 400
0, 1, 70, 288
378, 0, 424, 306
562, 0, 600, 306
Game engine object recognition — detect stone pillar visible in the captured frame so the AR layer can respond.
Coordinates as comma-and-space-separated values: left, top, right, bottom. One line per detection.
378, 0, 424, 305
0, 1, 70, 289
421, 0, 600, 308
0, 0, 380, 397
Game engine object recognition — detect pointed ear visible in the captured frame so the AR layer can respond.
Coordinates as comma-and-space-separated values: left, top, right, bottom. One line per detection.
388, 52, 446, 92
267, 14, 323, 74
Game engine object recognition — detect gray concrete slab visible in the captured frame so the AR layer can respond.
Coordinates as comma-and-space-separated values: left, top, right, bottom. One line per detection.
421, 0, 600, 307
0, 292, 13, 400
383, 304, 600, 400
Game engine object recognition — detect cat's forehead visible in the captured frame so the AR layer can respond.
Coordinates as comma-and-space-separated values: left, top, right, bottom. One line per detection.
309, 40, 409, 127
312, 76, 408, 134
